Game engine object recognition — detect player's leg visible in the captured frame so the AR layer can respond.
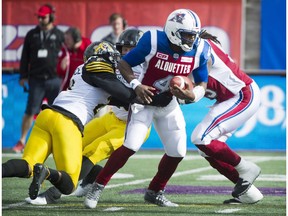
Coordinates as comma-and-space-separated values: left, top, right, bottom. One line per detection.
192, 82, 262, 200
84, 105, 153, 209
3, 109, 52, 178
51, 114, 83, 195
75, 113, 127, 198
145, 98, 186, 207
13, 78, 46, 153
26, 112, 125, 205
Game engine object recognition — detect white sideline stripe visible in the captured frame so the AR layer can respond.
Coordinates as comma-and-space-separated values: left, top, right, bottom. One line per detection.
215, 208, 241, 213
198, 174, 286, 182
103, 207, 125, 211
2, 202, 26, 209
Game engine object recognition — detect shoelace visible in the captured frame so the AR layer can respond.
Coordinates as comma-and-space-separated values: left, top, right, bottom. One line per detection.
86, 184, 102, 200
155, 192, 171, 205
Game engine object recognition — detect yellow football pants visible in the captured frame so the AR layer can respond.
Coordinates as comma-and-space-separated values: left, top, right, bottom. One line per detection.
82, 111, 150, 165
22, 109, 82, 188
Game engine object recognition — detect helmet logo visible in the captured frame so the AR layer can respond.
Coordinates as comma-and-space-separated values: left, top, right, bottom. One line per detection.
94, 42, 111, 54
169, 13, 186, 24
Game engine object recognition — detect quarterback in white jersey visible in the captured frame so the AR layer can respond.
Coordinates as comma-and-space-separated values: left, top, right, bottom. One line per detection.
84, 9, 211, 209
175, 30, 263, 204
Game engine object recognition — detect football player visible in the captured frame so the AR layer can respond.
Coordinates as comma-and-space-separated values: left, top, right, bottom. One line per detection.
172, 30, 263, 204
2, 41, 143, 200
84, 9, 211, 209
25, 29, 150, 205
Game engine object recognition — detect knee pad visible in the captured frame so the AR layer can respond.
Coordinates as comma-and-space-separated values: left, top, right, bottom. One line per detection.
53, 171, 75, 195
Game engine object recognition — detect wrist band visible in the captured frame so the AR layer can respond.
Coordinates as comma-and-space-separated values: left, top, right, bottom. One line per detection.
192, 85, 205, 102
130, 79, 141, 90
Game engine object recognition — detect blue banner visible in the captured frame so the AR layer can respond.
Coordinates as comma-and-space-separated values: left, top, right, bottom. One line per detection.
260, 0, 286, 69
2, 74, 286, 151
143, 75, 286, 151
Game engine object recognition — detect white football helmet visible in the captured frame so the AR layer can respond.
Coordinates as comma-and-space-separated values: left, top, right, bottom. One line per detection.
164, 9, 201, 52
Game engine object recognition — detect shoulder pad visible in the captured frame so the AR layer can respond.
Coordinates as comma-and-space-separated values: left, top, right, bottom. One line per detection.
85, 57, 114, 74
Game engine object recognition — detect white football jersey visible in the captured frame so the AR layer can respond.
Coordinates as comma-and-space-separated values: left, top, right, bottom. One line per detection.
53, 64, 110, 125
112, 64, 144, 122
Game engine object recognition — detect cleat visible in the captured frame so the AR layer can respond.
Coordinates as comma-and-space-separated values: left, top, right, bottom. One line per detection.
26, 186, 62, 205
225, 184, 263, 204
223, 198, 242, 204
233, 161, 261, 197
73, 180, 92, 197
12, 141, 25, 153
144, 189, 179, 207
29, 163, 49, 200
25, 196, 48, 205
237, 184, 263, 204
232, 178, 252, 197
84, 182, 104, 209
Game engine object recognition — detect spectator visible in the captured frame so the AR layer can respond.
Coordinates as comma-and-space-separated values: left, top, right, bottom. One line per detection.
12, 4, 64, 153
101, 13, 127, 44
57, 27, 91, 90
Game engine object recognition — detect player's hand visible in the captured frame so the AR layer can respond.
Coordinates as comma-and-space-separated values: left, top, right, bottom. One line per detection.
135, 84, 155, 104
170, 85, 193, 100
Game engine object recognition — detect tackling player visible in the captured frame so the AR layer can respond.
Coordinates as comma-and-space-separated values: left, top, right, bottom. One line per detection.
25, 29, 150, 205
84, 9, 211, 209
172, 30, 263, 204
2, 41, 143, 200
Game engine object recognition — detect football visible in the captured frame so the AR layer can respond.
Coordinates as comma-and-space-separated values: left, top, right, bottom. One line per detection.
169, 76, 193, 90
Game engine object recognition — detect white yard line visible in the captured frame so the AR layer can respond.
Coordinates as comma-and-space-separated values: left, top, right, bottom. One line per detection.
215, 208, 242, 213
103, 207, 125, 211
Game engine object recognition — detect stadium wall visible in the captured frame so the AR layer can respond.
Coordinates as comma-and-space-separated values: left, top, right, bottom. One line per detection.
2, 72, 286, 151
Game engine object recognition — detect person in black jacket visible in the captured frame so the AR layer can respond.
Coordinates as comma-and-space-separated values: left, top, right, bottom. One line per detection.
13, 4, 64, 153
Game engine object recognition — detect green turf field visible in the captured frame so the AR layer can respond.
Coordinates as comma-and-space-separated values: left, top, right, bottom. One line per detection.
2, 150, 286, 215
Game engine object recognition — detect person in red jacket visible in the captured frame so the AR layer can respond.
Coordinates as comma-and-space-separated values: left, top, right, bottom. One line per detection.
57, 27, 91, 90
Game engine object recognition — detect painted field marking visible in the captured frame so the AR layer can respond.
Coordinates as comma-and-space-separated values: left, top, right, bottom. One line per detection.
103, 207, 125, 211
215, 208, 241, 213
198, 174, 286, 182
2, 202, 26, 210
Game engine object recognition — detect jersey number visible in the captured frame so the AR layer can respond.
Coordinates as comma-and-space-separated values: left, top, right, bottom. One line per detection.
153, 75, 173, 93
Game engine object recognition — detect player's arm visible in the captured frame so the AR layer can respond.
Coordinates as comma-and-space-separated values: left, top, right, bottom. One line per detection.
82, 57, 138, 104
118, 31, 155, 104
171, 43, 211, 103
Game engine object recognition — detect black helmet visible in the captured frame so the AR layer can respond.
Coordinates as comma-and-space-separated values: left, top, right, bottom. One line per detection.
116, 28, 144, 54
83, 41, 120, 68
83, 41, 101, 62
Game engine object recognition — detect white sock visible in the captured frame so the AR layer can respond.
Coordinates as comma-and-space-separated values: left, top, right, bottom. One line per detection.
235, 158, 260, 183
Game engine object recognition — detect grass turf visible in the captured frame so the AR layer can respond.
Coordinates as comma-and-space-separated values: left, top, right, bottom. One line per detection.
2, 150, 286, 215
